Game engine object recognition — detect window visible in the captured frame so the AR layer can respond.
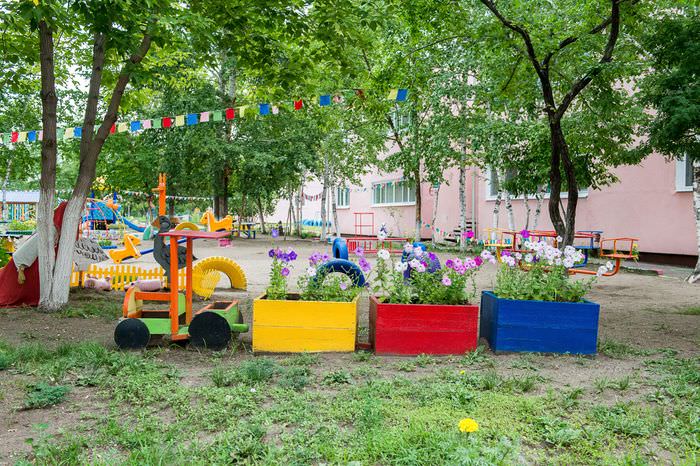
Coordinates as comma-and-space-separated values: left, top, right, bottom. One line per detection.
488, 169, 516, 197
336, 187, 350, 208
390, 108, 411, 134
372, 179, 416, 206
676, 155, 694, 192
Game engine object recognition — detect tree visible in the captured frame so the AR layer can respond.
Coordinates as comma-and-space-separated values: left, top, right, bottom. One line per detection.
475, 0, 647, 245
640, 12, 700, 282
5, 0, 186, 310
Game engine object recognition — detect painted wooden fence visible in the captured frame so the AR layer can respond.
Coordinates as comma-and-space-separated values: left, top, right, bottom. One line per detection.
70, 264, 188, 290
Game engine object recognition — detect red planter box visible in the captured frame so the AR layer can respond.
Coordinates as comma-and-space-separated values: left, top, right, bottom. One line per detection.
369, 296, 479, 355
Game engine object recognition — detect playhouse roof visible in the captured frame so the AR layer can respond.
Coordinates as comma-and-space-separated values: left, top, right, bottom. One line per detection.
0, 191, 40, 204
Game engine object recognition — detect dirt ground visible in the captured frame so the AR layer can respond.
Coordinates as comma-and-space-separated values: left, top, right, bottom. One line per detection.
0, 237, 698, 463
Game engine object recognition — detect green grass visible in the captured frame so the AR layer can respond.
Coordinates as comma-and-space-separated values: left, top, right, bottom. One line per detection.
598, 339, 653, 359
1, 338, 697, 465
56, 289, 122, 318
676, 306, 700, 316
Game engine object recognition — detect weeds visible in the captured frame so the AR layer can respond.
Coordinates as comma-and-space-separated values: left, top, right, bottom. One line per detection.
24, 382, 70, 409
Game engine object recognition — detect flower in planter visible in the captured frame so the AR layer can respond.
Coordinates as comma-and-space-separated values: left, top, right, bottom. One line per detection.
441, 275, 452, 286
377, 249, 391, 261
520, 229, 530, 239
265, 247, 298, 300
306, 266, 317, 277
458, 418, 479, 433
281, 267, 290, 277
403, 242, 414, 254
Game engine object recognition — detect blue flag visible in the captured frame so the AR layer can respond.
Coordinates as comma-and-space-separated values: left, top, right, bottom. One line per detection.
259, 103, 270, 115
27, 131, 37, 142
396, 89, 409, 102
186, 113, 198, 126
319, 95, 331, 106
130, 121, 141, 132
74, 127, 83, 138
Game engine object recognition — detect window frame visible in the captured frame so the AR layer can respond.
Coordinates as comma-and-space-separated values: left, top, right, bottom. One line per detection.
484, 168, 589, 201
371, 179, 416, 207
675, 155, 694, 192
336, 187, 350, 208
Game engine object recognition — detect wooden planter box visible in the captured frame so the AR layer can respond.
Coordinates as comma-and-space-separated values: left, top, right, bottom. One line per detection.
480, 291, 600, 354
369, 296, 479, 355
252, 293, 358, 353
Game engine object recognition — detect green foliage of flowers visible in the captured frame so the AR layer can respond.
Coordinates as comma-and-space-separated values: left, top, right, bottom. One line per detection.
494, 238, 610, 303
372, 244, 485, 305
298, 271, 362, 303
7, 219, 35, 231
265, 247, 298, 300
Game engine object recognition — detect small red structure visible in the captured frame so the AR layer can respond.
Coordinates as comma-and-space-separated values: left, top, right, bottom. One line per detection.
353, 212, 374, 236
346, 237, 407, 255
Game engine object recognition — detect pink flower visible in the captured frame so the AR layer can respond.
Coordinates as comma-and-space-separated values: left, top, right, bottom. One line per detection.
462, 230, 475, 239
441, 276, 452, 286
474, 256, 483, 266
340, 282, 348, 290
520, 229, 530, 239
445, 259, 455, 269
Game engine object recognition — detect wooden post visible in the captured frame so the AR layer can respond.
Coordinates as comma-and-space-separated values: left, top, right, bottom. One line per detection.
169, 234, 178, 336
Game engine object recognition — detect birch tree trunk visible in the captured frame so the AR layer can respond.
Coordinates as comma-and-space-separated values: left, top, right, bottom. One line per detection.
523, 192, 531, 230
1, 157, 13, 220
414, 167, 422, 242
431, 184, 440, 244
459, 162, 467, 250
331, 183, 340, 238
492, 170, 503, 229
296, 187, 303, 237
688, 159, 700, 284
256, 196, 267, 234
504, 190, 515, 231
533, 186, 546, 230
320, 153, 329, 241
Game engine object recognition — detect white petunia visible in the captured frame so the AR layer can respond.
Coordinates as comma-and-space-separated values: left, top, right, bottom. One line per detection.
414, 246, 424, 257
409, 259, 421, 269
524, 253, 533, 263
596, 266, 607, 277
403, 243, 414, 254
563, 258, 575, 268
395, 262, 408, 273
377, 249, 390, 261
606, 261, 614, 271
306, 266, 317, 277
515, 252, 522, 260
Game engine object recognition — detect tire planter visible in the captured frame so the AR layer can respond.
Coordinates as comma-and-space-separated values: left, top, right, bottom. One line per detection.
369, 296, 479, 355
253, 293, 359, 353
480, 291, 600, 354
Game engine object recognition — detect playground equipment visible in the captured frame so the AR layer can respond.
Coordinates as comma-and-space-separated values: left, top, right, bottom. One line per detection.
569, 237, 638, 277
153, 173, 167, 216
353, 212, 374, 236
200, 211, 233, 232
114, 229, 248, 350
107, 234, 142, 264
175, 221, 200, 231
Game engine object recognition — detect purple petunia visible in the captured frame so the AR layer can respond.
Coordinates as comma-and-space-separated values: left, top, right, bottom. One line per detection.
268, 249, 276, 258
281, 267, 290, 277
271, 228, 279, 238
340, 282, 348, 291
441, 276, 452, 286
501, 250, 511, 257
474, 256, 483, 267
445, 259, 454, 269
288, 251, 298, 261
520, 229, 530, 239
428, 252, 437, 262
355, 247, 364, 257
462, 230, 475, 239
358, 257, 371, 272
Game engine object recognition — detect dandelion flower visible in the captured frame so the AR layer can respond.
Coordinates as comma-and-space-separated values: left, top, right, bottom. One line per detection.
458, 418, 479, 433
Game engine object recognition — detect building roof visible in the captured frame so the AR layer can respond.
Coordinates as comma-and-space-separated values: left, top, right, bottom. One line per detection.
0, 191, 40, 204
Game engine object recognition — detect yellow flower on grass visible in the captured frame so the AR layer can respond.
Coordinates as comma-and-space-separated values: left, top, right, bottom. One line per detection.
459, 370, 465, 375
458, 418, 479, 433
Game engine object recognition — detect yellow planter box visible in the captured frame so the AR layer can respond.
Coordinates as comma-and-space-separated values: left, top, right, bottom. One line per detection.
252, 293, 359, 353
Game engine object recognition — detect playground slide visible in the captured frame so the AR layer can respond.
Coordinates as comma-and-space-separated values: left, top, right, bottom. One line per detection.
121, 216, 146, 233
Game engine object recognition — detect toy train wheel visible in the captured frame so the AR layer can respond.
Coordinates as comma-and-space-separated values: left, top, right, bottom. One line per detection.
189, 312, 231, 351
114, 319, 150, 350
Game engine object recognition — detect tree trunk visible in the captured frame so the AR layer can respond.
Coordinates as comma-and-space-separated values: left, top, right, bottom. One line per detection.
331, 184, 340, 238
414, 167, 422, 242
546, 118, 579, 245
221, 168, 229, 216
1, 157, 13, 220
320, 154, 329, 241
213, 195, 221, 218
492, 170, 503, 229
431, 184, 440, 244
459, 163, 467, 250
533, 186, 545, 230
256, 195, 267, 234
523, 192, 531, 230
296, 186, 303, 236
239, 193, 246, 232
688, 159, 700, 284
37, 20, 59, 308
168, 196, 175, 217
504, 190, 515, 231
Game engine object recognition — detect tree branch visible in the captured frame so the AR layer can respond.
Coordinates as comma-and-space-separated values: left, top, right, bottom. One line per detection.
79, 33, 106, 160
555, 0, 621, 119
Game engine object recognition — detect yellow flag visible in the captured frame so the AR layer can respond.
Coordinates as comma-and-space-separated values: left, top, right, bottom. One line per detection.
238, 106, 248, 118
387, 89, 399, 100
175, 115, 185, 126
17, 132, 27, 142
117, 123, 128, 133
64, 127, 74, 139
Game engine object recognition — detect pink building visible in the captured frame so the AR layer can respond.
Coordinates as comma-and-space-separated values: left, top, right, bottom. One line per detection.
273, 152, 697, 264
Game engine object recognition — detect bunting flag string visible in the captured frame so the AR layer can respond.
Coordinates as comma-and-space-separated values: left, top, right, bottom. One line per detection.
0, 88, 409, 146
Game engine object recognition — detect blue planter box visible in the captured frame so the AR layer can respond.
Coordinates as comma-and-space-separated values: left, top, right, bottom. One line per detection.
480, 291, 600, 354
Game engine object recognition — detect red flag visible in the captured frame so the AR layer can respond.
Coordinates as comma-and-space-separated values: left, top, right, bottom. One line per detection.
225, 108, 235, 120
294, 99, 303, 110
110, 124, 116, 134
162, 117, 172, 128
10, 132, 18, 143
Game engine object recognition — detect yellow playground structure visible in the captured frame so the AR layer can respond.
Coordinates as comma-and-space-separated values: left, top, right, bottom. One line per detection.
200, 211, 233, 232
108, 233, 142, 264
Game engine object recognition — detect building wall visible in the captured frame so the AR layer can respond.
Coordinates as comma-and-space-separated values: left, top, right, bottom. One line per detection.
271, 152, 697, 257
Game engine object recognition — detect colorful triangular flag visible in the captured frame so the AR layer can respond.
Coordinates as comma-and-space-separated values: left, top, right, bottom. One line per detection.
239, 106, 248, 117
10, 132, 18, 143
64, 128, 74, 139
153, 118, 162, 129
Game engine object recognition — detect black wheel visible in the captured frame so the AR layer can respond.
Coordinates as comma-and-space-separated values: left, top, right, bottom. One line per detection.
114, 319, 150, 349
189, 312, 231, 351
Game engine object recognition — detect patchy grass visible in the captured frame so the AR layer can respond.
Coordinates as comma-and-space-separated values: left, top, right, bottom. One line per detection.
676, 306, 700, 316
56, 289, 121, 319
598, 339, 653, 359
1, 338, 698, 464
23, 382, 70, 409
